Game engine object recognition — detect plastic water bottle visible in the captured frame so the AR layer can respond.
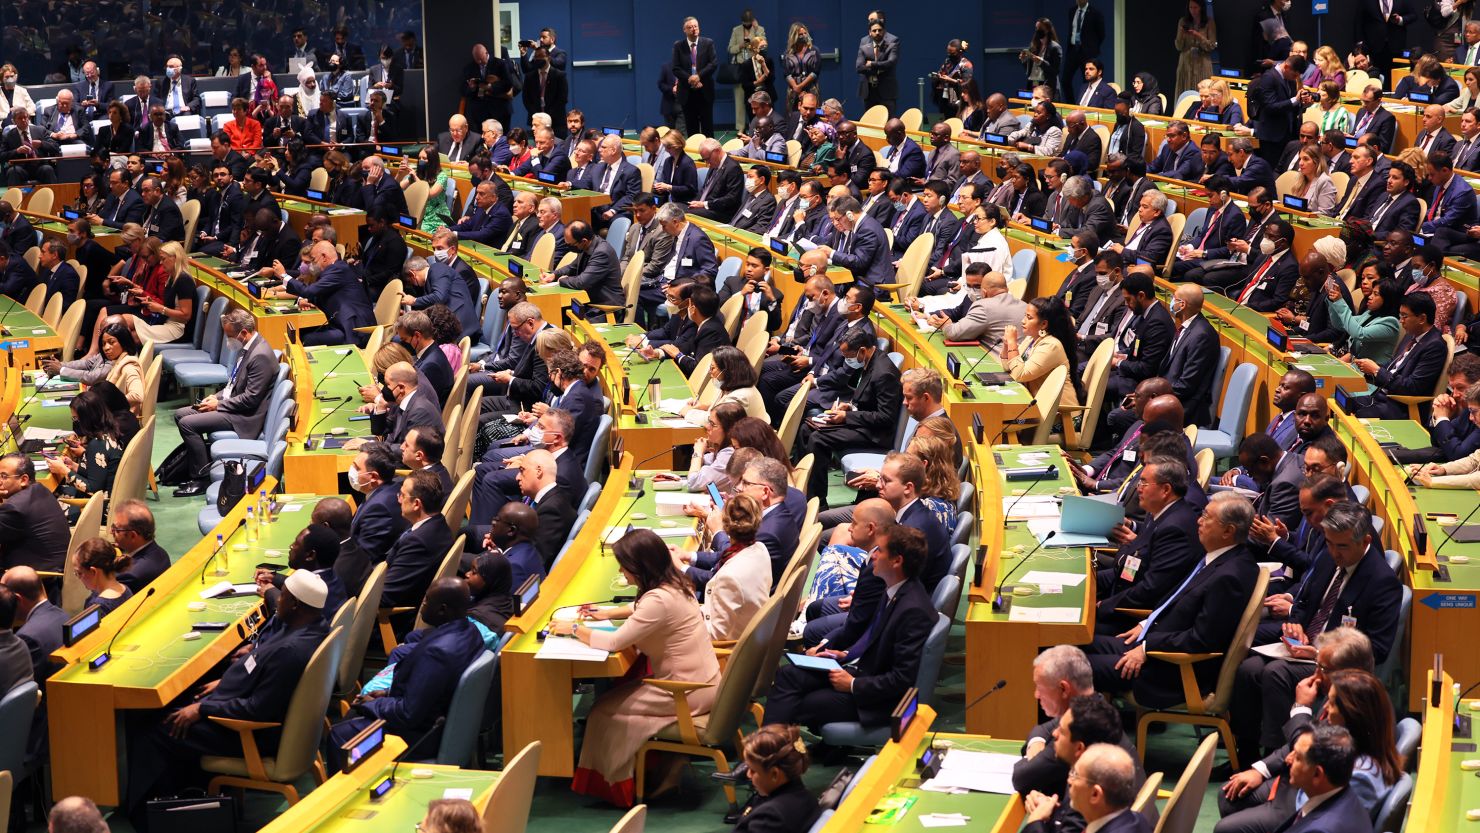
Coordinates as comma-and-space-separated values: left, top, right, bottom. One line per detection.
257, 490, 269, 524
246, 507, 257, 542
215, 533, 228, 576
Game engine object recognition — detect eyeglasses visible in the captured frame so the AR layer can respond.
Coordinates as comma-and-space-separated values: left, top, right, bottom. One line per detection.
739, 478, 769, 491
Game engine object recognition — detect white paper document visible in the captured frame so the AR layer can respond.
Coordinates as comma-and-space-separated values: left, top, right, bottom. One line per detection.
920, 750, 1018, 794
917, 291, 966, 314
658, 398, 692, 413
1007, 606, 1082, 623
602, 525, 694, 544
1251, 642, 1316, 663
1001, 495, 1061, 519
535, 636, 610, 662
21, 426, 71, 443
917, 813, 972, 827
1018, 571, 1088, 587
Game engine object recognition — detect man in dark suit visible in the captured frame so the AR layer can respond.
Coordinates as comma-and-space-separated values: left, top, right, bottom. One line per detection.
407, 254, 479, 343
1076, 57, 1118, 110
1236, 431, 1306, 534
764, 522, 934, 731
1162, 285, 1222, 426
154, 56, 201, 115
240, 208, 299, 273
196, 163, 247, 256
1025, 742, 1150, 833
124, 77, 164, 134
1095, 459, 1203, 632
347, 445, 410, 571
856, 17, 901, 113
1232, 218, 1300, 312
686, 457, 802, 589
436, 115, 481, 163
38, 91, 92, 150
647, 284, 728, 375
1224, 139, 1276, 198
836, 121, 878, 191
34, 240, 79, 306
518, 450, 576, 569
1235, 499, 1400, 755
1061, 113, 1103, 178
1252, 55, 1307, 166
471, 402, 591, 526
1106, 273, 1173, 406
589, 134, 643, 229
124, 571, 330, 819
1354, 289, 1449, 419
1063, 0, 1107, 99
521, 47, 568, 127
358, 157, 409, 220
1363, 160, 1422, 237
797, 329, 903, 500
137, 177, 184, 243
820, 195, 895, 294
72, 61, 113, 123
879, 119, 926, 181
513, 127, 572, 182
1147, 123, 1204, 181
171, 311, 278, 496
1273, 725, 1376, 833
859, 170, 897, 230
673, 18, 718, 137
731, 165, 777, 232
1422, 150, 1479, 251
450, 181, 513, 246
460, 44, 518, 130
279, 240, 376, 347
134, 106, 181, 157
379, 470, 455, 610
306, 94, 359, 148
261, 95, 308, 150
885, 179, 928, 254
0, 244, 35, 302
483, 303, 553, 411
1361, 0, 1417, 79
375, 362, 444, 447
1351, 84, 1399, 153
1058, 176, 1116, 245
5, 567, 65, 680
351, 210, 410, 297
688, 139, 744, 221
0, 454, 69, 574
391, 313, 452, 408
756, 269, 841, 406
1171, 176, 1247, 278
1106, 155, 1160, 234
402, 426, 454, 494
543, 221, 623, 316
1335, 145, 1387, 223
110, 500, 170, 593
1452, 108, 1480, 171
0, 110, 59, 184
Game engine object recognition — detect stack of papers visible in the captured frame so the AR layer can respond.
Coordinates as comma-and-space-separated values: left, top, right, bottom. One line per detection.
658, 398, 691, 414
917, 291, 966, 315
919, 749, 1017, 794
602, 524, 694, 544
1026, 494, 1124, 546
21, 427, 71, 444
535, 636, 610, 662
1007, 607, 1082, 623
1001, 495, 1061, 519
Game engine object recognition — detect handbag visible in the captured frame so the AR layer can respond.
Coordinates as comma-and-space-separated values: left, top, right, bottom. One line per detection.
216, 459, 261, 516
154, 442, 192, 486
146, 791, 237, 833
717, 61, 743, 85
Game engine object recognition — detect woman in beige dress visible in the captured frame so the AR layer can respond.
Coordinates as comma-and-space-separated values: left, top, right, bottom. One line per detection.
1174, 1, 1216, 97
1000, 296, 1080, 412
551, 529, 721, 807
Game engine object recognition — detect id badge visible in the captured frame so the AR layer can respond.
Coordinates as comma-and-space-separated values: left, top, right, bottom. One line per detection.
1340, 609, 1357, 630
681, 257, 694, 267
1094, 322, 1109, 336
1120, 556, 1142, 583
1122, 449, 1137, 462
245, 655, 258, 674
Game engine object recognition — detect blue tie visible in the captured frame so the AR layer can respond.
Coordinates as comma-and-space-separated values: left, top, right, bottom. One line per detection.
845, 593, 893, 663
1138, 558, 1207, 641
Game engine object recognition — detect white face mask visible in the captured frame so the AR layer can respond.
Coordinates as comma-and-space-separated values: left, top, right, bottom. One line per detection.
664, 301, 680, 315
432, 248, 450, 261
843, 355, 865, 370
1259, 238, 1278, 257
1095, 271, 1112, 288
527, 426, 546, 448
347, 465, 365, 491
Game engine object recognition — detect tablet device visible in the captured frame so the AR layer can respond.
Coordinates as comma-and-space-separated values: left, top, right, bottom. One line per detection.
785, 653, 843, 671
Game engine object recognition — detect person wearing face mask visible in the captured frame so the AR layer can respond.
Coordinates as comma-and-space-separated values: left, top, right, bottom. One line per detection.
801, 285, 881, 406
370, 46, 405, 98
153, 55, 201, 116
642, 284, 728, 375
727, 166, 777, 234
1162, 284, 1222, 426
929, 267, 1026, 349
343, 442, 410, 562
171, 310, 278, 496
472, 403, 589, 528
797, 325, 903, 499
1050, 232, 1103, 322
759, 268, 839, 398
0, 64, 35, 124
1231, 218, 1300, 312
1103, 91, 1147, 160
1171, 175, 1247, 278
268, 239, 376, 347
856, 15, 900, 113
718, 247, 782, 330
350, 360, 444, 450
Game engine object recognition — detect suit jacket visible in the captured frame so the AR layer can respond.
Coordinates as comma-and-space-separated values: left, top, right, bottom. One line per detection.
1422, 172, 1478, 233
883, 139, 927, 181
200, 183, 246, 247
261, 113, 307, 148
356, 618, 485, 735
503, 215, 543, 260
693, 156, 744, 221
521, 67, 568, 120
37, 106, 92, 146
16, 599, 64, 677
533, 487, 577, 568
39, 263, 79, 306
360, 175, 408, 218
134, 119, 182, 153
153, 75, 202, 114
1063, 127, 1104, 177
733, 778, 821, 833
356, 227, 409, 294
1372, 326, 1447, 417
889, 200, 929, 254
412, 261, 479, 339
831, 215, 895, 289
856, 33, 901, 104
672, 37, 719, 104
1361, 0, 1417, 50
1278, 787, 1375, 833
1238, 249, 1301, 312
140, 197, 184, 243
1080, 80, 1120, 110
506, 324, 553, 407
1120, 216, 1173, 273
861, 191, 898, 230
124, 96, 164, 132
305, 109, 359, 146
656, 151, 700, 203
1252, 69, 1300, 146
923, 143, 961, 186
587, 159, 642, 215
1231, 154, 1278, 197
0, 482, 69, 572
450, 201, 513, 245
900, 498, 951, 591
820, 347, 903, 449
1162, 315, 1221, 426
670, 222, 720, 279
0, 260, 35, 301
846, 577, 934, 725
1365, 191, 1421, 236
943, 292, 1027, 346
436, 131, 481, 161
0, 123, 58, 165
556, 238, 624, 309
731, 188, 776, 232
1059, 193, 1117, 243
1096, 499, 1204, 617
1351, 106, 1398, 153
1107, 117, 1148, 162
1452, 135, 1480, 172
1338, 170, 1386, 221
1287, 542, 1402, 663
218, 334, 278, 437
287, 261, 375, 343
1136, 544, 1260, 703
839, 137, 877, 189
386, 388, 444, 446
197, 619, 329, 737
1110, 177, 1158, 226
381, 513, 456, 607
119, 540, 170, 592
351, 482, 407, 566
408, 343, 453, 408
1187, 202, 1248, 261
1416, 127, 1457, 157
71, 78, 115, 122
1148, 141, 1205, 181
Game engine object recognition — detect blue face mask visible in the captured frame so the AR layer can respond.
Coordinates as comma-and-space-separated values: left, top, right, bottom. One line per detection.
843, 355, 865, 370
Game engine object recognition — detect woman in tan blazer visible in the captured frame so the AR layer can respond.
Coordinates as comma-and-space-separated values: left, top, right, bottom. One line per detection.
549, 529, 721, 807
99, 321, 146, 417
1000, 296, 1080, 411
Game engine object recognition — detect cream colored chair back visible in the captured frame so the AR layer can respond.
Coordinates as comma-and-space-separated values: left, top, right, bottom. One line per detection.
893, 231, 935, 303
62, 493, 107, 613
21, 248, 37, 273
735, 314, 768, 374
456, 388, 482, 474
687, 352, 715, 396
636, 163, 655, 193
27, 188, 54, 216
41, 292, 62, 329
555, 251, 578, 270
443, 367, 468, 426
57, 300, 86, 362
1194, 448, 1214, 489
684, 133, 707, 151
362, 325, 387, 360
66, 262, 86, 301
721, 137, 743, 153
373, 279, 403, 327
1274, 170, 1303, 200
0, 191, 22, 209
717, 292, 745, 342
402, 179, 430, 223
860, 105, 889, 126
264, 625, 347, 781
483, 741, 542, 833
109, 416, 155, 510
413, 535, 468, 630
1204, 567, 1271, 715
1068, 338, 1116, 453
139, 357, 164, 425
440, 403, 463, 469
180, 199, 201, 247
337, 563, 387, 695
619, 251, 645, 325
1007, 278, 1027, 300
309, 167, 329, 192
785, 139, 802, 167
1133, 771, 1164, 828
777, 377, 812, 452
1154, 734, 1218, 833
528, 233, 556, 271
900, 108, 923, 132
608, 806, 646, 833
22, 285, 45, 316
442, 472, 476, 536
944, 118, 964, 137
790, 453, 814, 492
1028, 365, 1068, 445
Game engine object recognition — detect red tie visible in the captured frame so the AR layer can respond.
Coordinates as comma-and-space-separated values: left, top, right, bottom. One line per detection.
1239, 257, 1276, 304
1428, 184, 1444, 221
1197, 206, 1223, 248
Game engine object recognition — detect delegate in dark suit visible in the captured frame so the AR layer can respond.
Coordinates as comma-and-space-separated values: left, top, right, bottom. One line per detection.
1365, 191, 1421, 236
673, 35, 719, 138
1095, 499, 1202, 625
830, 215, 895, 291
1423, 170, 1480, 244
331, 618, 484, 744
118, 541, 171, 593
1163, 314, 1221, 426
554, 237, 624, 312
588, 159, 642, 218
1119, 215, 1173, 273
797, 348, 903, 499
1231, 154, 1278, 197
412, 262, 480, 340
436, 131, 481, 162
450, 201, 513, 246
655, 151, 699, 203
731, 188, 776, 232
411, 344, 454, 410
16, 598, 65, 678
384, 389, 444, 447
289, 261, 376, 346
1236, 249, 1300, 312
39, 262, 79, 306
1059, 193, 1116, 244
380, 512, 455, 608
361, 175, 409, 219
1148, 141, 1205, 181
140, 197, 184, 243
520, 66, 568, 126
0, 481, 69, 572
173, 333, 278, 487
351, 482, 407, 570
856, 33, 901, 111
1351, 105, 1398, 153
533, 487, 576, 569
884, 139, 927, 181
888, 200, 928, 254
1360, 0, 1417, 76
355, 225, 409, 295
691, 155, 744, 221
732, 779, 821, 833
1251, 68, 1301, 164
1355, 326, 1448, 419
670, 222, 720, 279
1171, 200, 1247, 277
1107, 300, 1175, 400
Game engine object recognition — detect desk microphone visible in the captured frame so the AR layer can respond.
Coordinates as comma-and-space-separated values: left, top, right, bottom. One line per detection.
602, 488, 648, 550
993, 530, 1055, 613
988, 398, 1039, 447
381, 716, 447, 791
630, 357, 667, 424
919, 679, 1007, 777
1435, 497, 1480, 562
627, 446, 677, 490
92, 586, 156, 670
310, 346, 358, 399
1384, 445, 1422, 489
304, 396, 353, 446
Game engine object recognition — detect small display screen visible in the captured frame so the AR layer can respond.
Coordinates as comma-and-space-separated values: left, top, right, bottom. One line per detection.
1282, 195, 1308, 211
64, 605, 102, 646
343, 720, 385, 772
764, 151, 787, 164
305, 189, 325, 201
508, 260, 524, 278
537, 172, 558, 184
946, 353, 961, 380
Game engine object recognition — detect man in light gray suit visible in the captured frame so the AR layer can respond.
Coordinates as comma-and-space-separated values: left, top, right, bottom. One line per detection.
938, 270, 1026, 352
1057, 175, 1117, 243
920, 123, 961, 189
173, 310, 280, 496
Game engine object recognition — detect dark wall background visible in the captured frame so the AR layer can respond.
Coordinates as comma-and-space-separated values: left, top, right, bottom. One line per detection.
425, 1, 496, 140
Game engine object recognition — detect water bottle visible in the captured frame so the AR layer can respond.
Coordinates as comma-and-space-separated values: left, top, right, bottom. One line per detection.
215, 533, 228, 576
257, 490, 269, 524
246, 507, 257, 542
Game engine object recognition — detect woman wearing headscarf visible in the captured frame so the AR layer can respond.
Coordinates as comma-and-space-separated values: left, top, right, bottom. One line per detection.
465, 549, 519, 633
1131, 72, 1164, 115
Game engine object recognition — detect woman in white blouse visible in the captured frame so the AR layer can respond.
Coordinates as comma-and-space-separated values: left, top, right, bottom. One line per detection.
960, 204, 1013, 279
1293, 145, 1338, 216
0, 64, 36, 123
686, 401, 745, 492
698, 494, 772, 641
704, 346, 768, 421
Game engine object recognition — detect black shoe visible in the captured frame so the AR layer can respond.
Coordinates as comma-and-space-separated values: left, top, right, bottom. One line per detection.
711, 763, 749, 784
173, 481, 207, 497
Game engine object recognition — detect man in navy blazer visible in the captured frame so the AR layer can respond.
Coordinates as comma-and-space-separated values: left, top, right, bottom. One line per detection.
1336, 145, 1388, 222
378, 364, 445, 447
34, 240, 79, 306
514, 128, 573, 182
1274, 725, 1375, 833
394, 312, 453, 407
1251, 56, 1307, 165
349, 445, 410, 563
1147, 123, 1205, 181
91, 169, 147, 229
71, 61, 114, 122
836, 122, 878, 190
408, 257, 480, 341
672, 18, 718, 138
820, 195, 895, 293
888, 181, 929, 254
1422, 150, 1479, 250
359, 157, 409, 220
1232, 218, 1300, 312
589, 135, 642, 229
1087, 493, 1258, 705
763, 524, 936, 731
1227, 139, 1278, 198
689, 139, 744, 221
1077, 59, 1121, 110
378, 471, 455, 610
1350, 84, 1399, 153
305, 94, 360, 147
450, 181, 513, 245
1171, 176, 1247, 277
797, 331, 901, 499
281, 242, 376, 347
1095, 460, 1204, 633
880, 119, 926, 181
1354, 289, 1449, 419
1362, 161, 1422, 236
658, 204, 720, 279
138, 177, 185, 243
1162, 285, 1222, 426
545, 221, 624, 314
1112, 191, 1173, 275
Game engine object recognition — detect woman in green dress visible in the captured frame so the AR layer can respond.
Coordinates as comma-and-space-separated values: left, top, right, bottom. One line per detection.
799, 121, 835, 174
402, 149, 454, 233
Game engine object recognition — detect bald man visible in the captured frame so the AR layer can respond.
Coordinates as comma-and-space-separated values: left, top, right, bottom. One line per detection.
3, 565, 65, 678
1416, 104, 1456, 157
275, 240, 376, 346
801, 498, 897, 644
942, 268, 1027, 350
438, 114, 479, 162
1076, 378, 1176, 493
518, 449, 576, 569
1163, 285, 1221, 426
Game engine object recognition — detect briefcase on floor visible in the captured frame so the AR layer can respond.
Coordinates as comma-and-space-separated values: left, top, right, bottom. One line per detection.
145, 792, 237, 833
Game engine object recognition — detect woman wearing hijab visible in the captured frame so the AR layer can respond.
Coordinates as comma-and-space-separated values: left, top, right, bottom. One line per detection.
466, 549, 519, 633
1131, 72, 1164, 115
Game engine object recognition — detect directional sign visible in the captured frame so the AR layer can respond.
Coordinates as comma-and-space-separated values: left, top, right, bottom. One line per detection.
1420, 593, 1477, 611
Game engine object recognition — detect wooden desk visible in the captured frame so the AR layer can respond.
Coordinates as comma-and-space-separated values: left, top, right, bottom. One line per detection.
578, 320, 703, 469
187, 257, 326, 349
965, 444, 1094, 737
283, 342, 375, 494
686, 216, 852, 327
46, 484, 339, 805
274, 192, 367, 244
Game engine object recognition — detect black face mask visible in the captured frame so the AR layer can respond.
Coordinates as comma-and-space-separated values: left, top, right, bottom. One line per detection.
381, 384, 396, 404
995, 164, 1007, 179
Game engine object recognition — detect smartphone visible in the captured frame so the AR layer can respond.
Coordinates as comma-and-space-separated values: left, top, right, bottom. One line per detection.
1282, 636, 1302, 649
707, 483, 725, 509
255, 562, 285, 572
194, 621, 231, 631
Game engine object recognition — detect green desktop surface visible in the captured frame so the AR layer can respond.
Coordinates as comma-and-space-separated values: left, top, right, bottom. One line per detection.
872, 734, 1021, 829
297, 345, 376, 452
302, 764, 499, 833
590, 323, 699, 427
